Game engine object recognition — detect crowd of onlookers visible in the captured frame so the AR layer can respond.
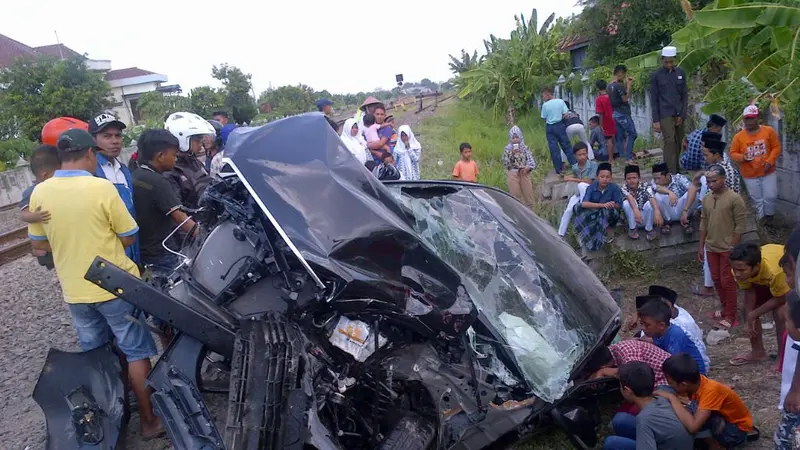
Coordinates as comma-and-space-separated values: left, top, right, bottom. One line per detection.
13, 42, 798, 447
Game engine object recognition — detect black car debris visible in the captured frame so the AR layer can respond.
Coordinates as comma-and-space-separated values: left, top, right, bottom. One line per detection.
34, 113, 621, 449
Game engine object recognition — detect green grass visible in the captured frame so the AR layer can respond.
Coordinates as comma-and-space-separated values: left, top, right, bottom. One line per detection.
415, 101, 553, 191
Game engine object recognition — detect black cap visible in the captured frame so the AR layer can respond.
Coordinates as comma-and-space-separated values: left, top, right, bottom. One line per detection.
701, 131, 722, 143
57, 129, 96, 153
635, 295, 663, 310
708, 114, 727, 128
624, 165, 640, 175
597, 162, 612, 174
648, 285, 678, 305
88, 112, 127, 135
652, 162, 668, 174
705, 139, 727, 152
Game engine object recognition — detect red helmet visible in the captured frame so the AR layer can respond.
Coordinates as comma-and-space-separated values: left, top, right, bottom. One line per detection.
41, 117, 89, 146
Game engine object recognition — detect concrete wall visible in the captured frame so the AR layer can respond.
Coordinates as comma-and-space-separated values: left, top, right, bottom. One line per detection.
559, 87, 656, 144
0, 147, 137, 208
770, 115, 800, 223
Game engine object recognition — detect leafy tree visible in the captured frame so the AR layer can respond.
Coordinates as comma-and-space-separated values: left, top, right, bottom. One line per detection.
212, 64, 258, 124
448, 49, 481, 74
0, 56, 111, 140
189, 86, 225, 118
257, 84, 315, 116
572, 0, 712, 65
459, 9, 570, 123
136, 91, 191, 126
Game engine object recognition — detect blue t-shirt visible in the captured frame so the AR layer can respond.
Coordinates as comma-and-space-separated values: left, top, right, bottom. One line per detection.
582, 180, 624, 205
653, 325, 707, 375
20, 182, 37, 210
541, 99, 568, 125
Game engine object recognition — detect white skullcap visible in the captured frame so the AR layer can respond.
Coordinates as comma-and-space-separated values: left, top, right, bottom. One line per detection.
662, 46, 678, 57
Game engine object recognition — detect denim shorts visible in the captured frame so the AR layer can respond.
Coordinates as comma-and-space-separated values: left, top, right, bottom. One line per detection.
68, 298, 157, 362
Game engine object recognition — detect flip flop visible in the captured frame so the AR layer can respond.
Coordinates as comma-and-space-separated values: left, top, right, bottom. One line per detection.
691, 285, 715, 297
661, 224, 671, 234
716, 318, 739, 329
729, 355, 769, 366
706, 310, 723, 319
142, 425, 167, 442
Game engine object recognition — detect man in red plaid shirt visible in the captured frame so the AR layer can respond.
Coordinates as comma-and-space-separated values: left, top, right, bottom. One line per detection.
587, 339, 671, 387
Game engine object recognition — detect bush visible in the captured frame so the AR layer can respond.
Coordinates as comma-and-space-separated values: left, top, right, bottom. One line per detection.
0, 138, 36, 170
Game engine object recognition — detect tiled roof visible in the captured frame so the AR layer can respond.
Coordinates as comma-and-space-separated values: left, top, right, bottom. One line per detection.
105, 67, 156, 81
0, 33, 39, 68
33, 44, 82, 59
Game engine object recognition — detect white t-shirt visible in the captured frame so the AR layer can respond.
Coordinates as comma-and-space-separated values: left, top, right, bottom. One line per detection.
100, 158, 128, 187
673, 306, 711, 371
781, 335, 799, 410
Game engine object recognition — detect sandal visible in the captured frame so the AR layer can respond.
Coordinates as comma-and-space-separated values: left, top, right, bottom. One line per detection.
628, 229, 639, 240
729, 354, 769, 366
660, 224, 671, 234
683, 223, 695, 234
646, 230, 657, 241
716, 318, 738, 329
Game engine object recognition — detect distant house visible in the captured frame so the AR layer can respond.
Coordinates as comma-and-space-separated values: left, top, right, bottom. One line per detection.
560, 36, 592, 72
0, 33, 180, 126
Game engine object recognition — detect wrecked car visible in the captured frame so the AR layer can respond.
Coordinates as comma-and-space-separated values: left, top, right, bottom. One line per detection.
36, 113, 621, 449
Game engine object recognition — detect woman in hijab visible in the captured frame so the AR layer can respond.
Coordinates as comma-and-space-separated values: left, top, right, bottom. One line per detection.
502, 125, 536, 208
393, 125, 422, 180
340, 118, 370, 164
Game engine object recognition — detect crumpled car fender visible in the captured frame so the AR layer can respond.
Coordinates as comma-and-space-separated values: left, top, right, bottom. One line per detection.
33, 345, 126, 450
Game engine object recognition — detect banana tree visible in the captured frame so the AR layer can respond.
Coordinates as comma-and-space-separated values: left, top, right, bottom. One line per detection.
625, 0, 800, 119
458, 8, 569, 123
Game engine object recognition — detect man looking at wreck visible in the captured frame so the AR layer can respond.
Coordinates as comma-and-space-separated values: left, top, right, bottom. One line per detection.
27, 129, 163, 439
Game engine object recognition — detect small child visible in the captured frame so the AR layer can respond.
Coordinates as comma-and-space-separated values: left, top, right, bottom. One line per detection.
621, 165, 662, 241
373, 151, 401, 181
383, 115, 398, 150
557, 142, 597, 237
21, 145, 61, 266
394, 125, 421, 181
363, 113, 388, 162
573, 162, 623, 251
658, 353, 755, 448
453, 142, 479, 183
588, 116, 608, 161
638, 299, 707, 374
20, 145, 60, 224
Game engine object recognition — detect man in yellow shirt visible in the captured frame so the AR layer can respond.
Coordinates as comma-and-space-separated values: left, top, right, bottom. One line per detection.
729, 243, 790, 367
27, 129, 162, 439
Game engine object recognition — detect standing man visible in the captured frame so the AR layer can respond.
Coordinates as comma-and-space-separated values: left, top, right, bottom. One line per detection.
88, 113, 139, 265
651, 46, 688, 175
609, 65, 638, 166
28, 129, 162, 439
212, 111, 230, 126
729, 104, 781, 224
541, 86, 577, 174
698, 164, 749, 330
316, 98, 340, 133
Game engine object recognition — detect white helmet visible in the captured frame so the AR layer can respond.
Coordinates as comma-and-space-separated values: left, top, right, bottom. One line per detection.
165, 112, 216, 152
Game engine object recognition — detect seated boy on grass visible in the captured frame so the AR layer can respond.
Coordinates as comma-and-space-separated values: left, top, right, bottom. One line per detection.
572, 162, 623, 251
657, 353, 756, 449
638, 299, 707, 375
603, 362, 693, 450
557, 142, 598, 237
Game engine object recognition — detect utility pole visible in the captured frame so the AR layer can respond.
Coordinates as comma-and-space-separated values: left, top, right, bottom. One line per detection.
53, 31, 64, 59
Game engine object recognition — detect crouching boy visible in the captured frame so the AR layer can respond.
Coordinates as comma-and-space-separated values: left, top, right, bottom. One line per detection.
558, 142, 598, 236
621, 165, 663, 241
658, 353, 756, 449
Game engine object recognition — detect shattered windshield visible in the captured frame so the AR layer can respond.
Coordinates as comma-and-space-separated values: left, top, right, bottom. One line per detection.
387, 183, 618, 402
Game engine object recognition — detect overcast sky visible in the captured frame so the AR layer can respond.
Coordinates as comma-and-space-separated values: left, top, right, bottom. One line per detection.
5, 1, 581, 95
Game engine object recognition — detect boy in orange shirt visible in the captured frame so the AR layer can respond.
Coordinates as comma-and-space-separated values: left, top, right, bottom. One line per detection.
729, 104, 781, 223
657, 353, 756, 448
453, 142, 479, 183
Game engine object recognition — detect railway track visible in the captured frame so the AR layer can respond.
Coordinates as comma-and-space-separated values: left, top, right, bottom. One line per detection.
0, 226, 30, 266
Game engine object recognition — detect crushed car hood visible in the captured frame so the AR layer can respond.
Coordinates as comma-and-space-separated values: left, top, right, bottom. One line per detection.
222, 114, 619, 402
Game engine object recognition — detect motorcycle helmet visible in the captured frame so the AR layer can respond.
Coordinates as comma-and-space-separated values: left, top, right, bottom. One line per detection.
41, 117, 89, 146
207, 119, 224, 148
165, 112, 216, 152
